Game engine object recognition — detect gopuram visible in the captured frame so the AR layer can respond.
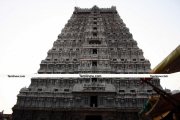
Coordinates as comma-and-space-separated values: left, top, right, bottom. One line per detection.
12, 6, 162, 120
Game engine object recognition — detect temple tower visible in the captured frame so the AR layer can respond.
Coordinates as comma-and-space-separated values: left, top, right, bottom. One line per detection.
12, 6, 161, 120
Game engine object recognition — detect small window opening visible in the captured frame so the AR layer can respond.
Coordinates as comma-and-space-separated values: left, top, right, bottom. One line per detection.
92, 61, 97, 66
93, 32, 97, 36
38, 88, 42, 91
46, 58, 50, 61
130, 90, 135, 93
64, 89, 69, 92
133, 59, 136, 61
90, 96, 98, 107
92, 78, 97, 82
94, 22, 97, 24
119, 90, 125, 92
54, 89, 58, 92
140, 59, 145, 61
113, 59, 116, 61
93, 27, 97, 30
93, 49, 97, 54
147, 90, 152, 92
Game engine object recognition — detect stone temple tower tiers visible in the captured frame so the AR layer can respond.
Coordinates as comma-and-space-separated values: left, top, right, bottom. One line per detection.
12, 6, 161, 120
38, 6, 150, 74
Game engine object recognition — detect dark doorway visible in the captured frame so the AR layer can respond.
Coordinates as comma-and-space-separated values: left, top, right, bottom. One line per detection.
93, 49, 97, 54
92, 78, 97, 82
85, 115, 102, 120
92, 61, 97, 66
93, 27, 97, 30
90, 96, 98, 107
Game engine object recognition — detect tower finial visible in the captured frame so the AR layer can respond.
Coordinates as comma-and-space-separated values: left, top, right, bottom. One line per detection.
92, 5, 99, 9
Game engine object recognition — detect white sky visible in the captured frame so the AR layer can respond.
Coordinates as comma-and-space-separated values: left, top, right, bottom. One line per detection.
0, 0, 180, 114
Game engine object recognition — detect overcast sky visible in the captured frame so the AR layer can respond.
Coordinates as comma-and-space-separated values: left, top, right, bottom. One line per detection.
0, 0, 180, 114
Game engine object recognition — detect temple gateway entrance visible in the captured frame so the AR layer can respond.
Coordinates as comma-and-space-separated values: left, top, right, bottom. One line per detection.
85, 115, 102, 120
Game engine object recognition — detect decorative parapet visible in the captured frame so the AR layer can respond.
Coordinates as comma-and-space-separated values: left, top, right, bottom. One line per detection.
74, 6, 117, 14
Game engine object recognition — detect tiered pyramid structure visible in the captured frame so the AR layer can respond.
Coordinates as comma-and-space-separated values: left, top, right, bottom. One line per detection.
12, 6, 161, 120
